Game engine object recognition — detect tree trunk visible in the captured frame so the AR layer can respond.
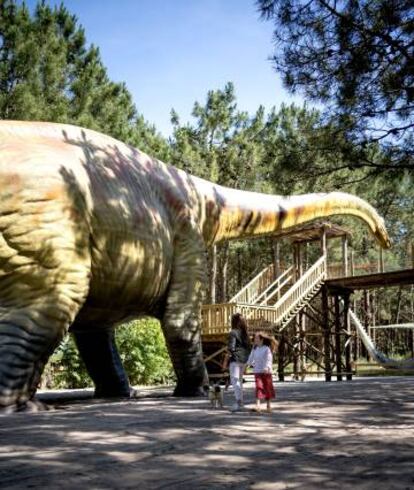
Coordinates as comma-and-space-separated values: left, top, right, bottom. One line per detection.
273, 239, 280, 279
237, 249, 242, 291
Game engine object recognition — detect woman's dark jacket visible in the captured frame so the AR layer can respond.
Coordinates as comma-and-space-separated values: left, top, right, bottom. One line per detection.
228, 329, 250, 363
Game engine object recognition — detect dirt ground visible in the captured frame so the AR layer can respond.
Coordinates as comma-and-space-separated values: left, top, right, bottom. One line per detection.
0, 376, 413, 490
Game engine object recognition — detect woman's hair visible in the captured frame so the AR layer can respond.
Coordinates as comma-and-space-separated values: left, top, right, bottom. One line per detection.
258, 332, 278, 353
231, 313, 250, 346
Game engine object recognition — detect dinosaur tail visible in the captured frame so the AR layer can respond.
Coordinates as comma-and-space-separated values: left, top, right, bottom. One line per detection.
197, 183, 391, 249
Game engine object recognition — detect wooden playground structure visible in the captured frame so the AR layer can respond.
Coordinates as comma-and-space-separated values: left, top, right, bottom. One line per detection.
201, 222, 414, 381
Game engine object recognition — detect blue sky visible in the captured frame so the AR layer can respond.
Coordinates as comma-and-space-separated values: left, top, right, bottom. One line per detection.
26, 0, 303, 136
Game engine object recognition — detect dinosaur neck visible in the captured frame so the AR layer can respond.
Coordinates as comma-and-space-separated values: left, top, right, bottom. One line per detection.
194, 178, 390, 249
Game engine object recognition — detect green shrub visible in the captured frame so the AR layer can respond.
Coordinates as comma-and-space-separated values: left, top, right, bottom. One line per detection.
116, 318, 175, 386
42, 318, 174, 389
41, 334, 91, 389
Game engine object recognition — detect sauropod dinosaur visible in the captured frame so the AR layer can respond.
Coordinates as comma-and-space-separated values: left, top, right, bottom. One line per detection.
0, 121, 390, 412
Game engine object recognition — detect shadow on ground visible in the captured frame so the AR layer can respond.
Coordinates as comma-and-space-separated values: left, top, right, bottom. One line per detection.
0, 377, 413, 490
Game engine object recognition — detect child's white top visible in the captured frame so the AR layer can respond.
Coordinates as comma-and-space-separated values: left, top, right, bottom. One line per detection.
247, 345, 273, 374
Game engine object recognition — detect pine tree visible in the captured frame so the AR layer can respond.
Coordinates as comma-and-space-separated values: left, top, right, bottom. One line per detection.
0, 0, 168, 157
256, 0, 414, 176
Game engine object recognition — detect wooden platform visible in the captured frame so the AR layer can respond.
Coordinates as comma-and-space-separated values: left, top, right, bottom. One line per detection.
325, 268, 414, 293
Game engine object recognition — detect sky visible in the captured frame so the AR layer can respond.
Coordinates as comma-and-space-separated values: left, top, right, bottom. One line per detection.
26, 0, 303, 136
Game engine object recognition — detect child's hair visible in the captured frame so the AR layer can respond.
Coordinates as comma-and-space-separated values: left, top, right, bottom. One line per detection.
231, 313, 250, 346
258, 332, 278, 353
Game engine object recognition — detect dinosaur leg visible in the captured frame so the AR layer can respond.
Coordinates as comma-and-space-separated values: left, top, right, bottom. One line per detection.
0, 194, 92, 412
0, 270, 90, 413
71, 326, 131, 398
161, 230, 208, 397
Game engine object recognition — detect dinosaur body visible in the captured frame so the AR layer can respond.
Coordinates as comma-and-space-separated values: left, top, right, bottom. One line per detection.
0, 121, 390, 411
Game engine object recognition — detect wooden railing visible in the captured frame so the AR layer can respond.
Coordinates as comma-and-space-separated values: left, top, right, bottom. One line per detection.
203, 252, 414, 338
327, 258, 414, 279
230, 258, 379, 306
327, 261, 379, 279
229, 265, 270, 304
201, 302, 282, 337
202, 255, 327, 337
229, 263, 287, 304
274, 255, 327, 331
256, 266, 294, 306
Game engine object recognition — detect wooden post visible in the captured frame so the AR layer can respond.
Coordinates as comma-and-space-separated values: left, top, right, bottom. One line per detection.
363, 290, 371, 361
350, 250, 355, 276
237, 249, 242, 291
293, 242, 301, 280
278, 332, 285, 382
299, 310, 307, 381
293, 318, 300, 380
372, 290, 377, 346
353, 293, 359, 362
322, 285, 331, 381
342, 236, 348, 277
304, 242, 309, 270
334, 295, 343, 381
320, 227, 327, 260
343, 292, 352, 381
273, 240, 280, 280
292, 243, 297, 280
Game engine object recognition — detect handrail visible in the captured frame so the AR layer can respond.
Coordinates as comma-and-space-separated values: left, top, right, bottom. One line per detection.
202, 252, 414, 341
201, 301, 283, 336
202, 255, 327, 337
254, 266, 293, 304
255, 266, 294, 305
230, 263, 288, 304
274, 255, 326, 330
229, 264, 273, 303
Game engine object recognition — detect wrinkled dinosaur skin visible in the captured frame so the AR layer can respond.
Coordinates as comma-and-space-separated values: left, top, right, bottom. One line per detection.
0, 121, 390, 412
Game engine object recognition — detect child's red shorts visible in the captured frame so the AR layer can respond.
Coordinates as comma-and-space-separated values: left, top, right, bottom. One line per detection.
254, 373, 275, 400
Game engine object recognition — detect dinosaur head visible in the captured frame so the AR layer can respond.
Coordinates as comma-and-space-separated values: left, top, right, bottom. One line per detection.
198, 184, 391, 250
372, 216, 391, 249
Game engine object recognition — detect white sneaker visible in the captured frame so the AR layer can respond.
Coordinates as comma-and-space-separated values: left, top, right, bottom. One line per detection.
230, 402, 243, 412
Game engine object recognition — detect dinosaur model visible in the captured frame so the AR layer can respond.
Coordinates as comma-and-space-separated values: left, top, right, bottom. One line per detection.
0, 121, 390, 412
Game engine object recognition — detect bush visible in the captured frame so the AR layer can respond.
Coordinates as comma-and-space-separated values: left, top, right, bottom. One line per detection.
42, 334, 91, 389
42, 318, 175, 390
116, 318, 175, 386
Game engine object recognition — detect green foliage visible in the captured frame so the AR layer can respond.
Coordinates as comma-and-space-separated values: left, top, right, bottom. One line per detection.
170, 82, 267, 190
42, 335, 90, 389
0, 0, 168, 159
256, 0, 414, 176
42, 319, 174, 389
2, 1, 412, 382
116, 318, 175, 386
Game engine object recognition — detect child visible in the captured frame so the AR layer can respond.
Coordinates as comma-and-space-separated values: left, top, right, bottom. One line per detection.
247, 332, 277, 413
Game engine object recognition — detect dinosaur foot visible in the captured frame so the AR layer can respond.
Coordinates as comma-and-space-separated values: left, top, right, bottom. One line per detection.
0, 399, 53, 415
173, 383, 207, 397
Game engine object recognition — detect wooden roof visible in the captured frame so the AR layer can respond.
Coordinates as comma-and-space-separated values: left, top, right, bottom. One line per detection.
280, 221, 351, 244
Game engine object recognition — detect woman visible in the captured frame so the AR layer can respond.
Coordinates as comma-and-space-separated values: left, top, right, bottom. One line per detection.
226, 313, 251, 412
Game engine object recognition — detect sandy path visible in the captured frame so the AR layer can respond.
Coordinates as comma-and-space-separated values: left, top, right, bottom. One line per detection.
0, 376, 413, 489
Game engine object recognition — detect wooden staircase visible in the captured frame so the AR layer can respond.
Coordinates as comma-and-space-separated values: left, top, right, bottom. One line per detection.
202, 255, 327, 338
